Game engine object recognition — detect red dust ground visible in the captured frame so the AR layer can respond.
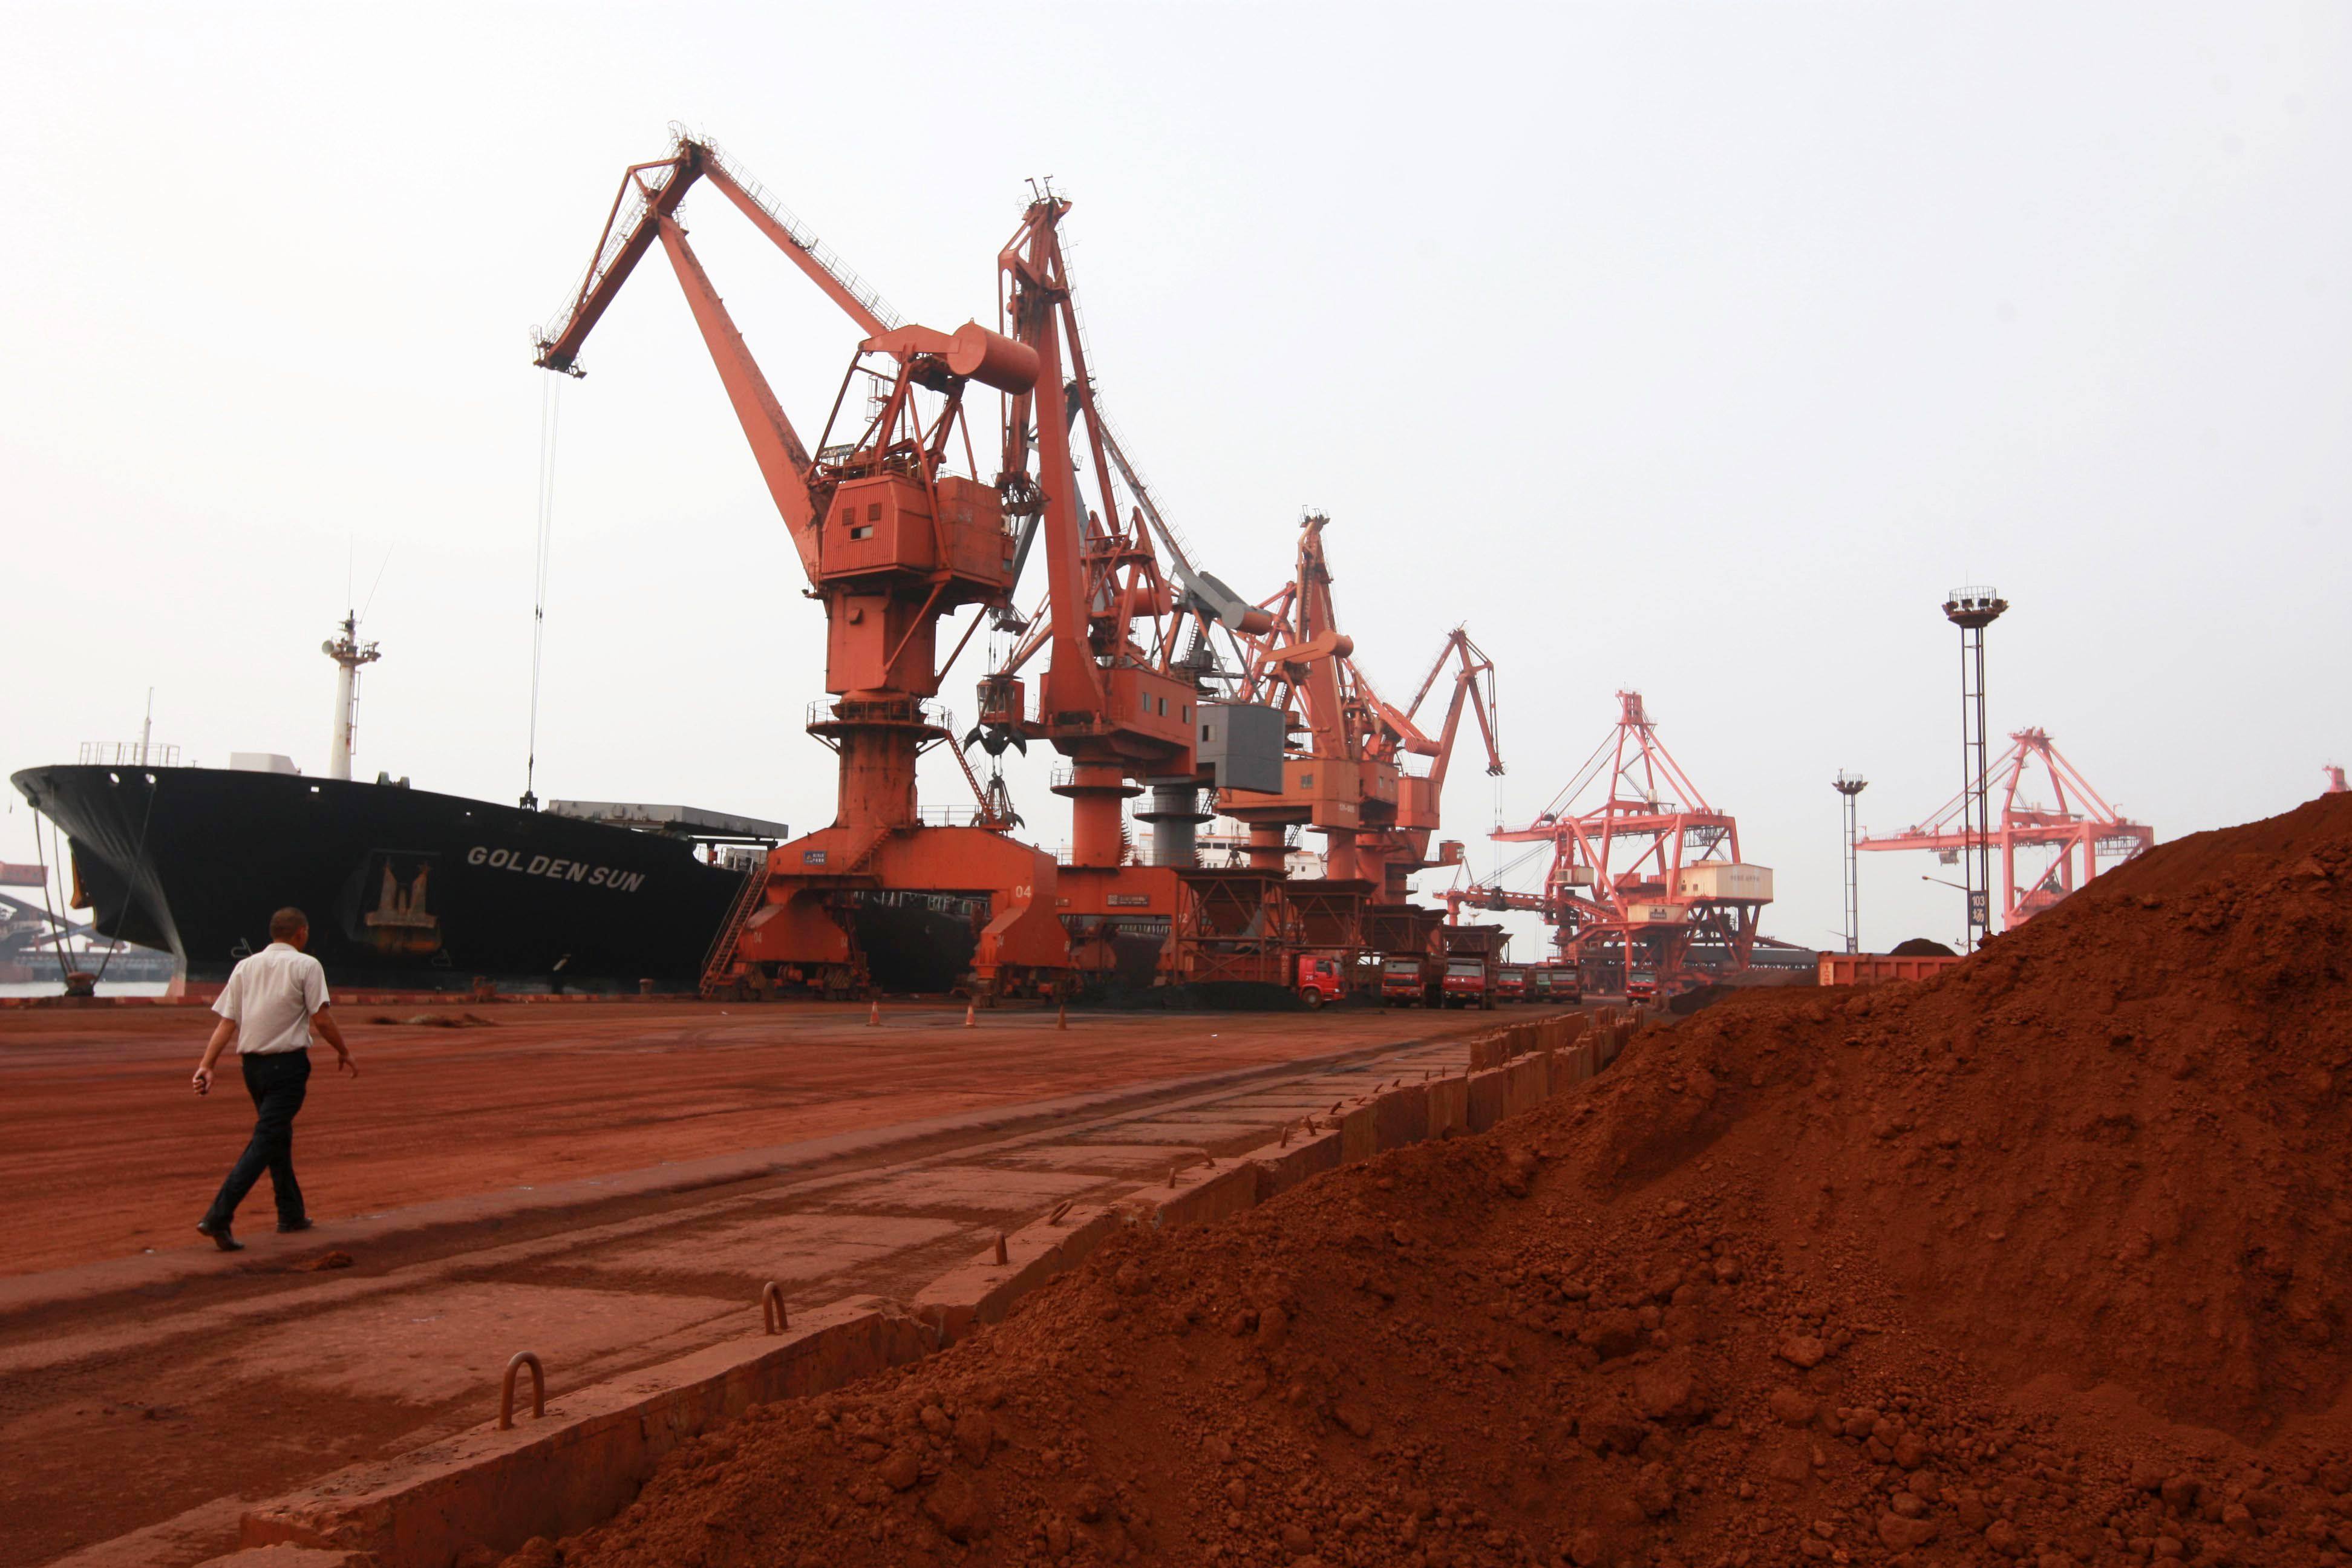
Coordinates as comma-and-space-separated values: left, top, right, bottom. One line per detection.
0, 1002, 1426, 1276
508, 792, 2352, 1568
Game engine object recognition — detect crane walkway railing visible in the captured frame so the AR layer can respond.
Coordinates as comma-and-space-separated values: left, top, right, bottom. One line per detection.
534, 164, 667, 359
534, 125, 904, 362
689, 127, 903, 333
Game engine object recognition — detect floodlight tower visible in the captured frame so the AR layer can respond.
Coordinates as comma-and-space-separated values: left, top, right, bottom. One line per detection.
1833, 770, 1867, 953
1942, 586, 2007, 952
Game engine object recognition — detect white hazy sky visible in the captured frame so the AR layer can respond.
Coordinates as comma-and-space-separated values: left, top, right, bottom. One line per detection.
4, 2, 2346, 958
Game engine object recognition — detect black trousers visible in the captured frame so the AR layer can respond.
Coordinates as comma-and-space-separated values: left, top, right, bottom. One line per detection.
203, 1050, 310, 1228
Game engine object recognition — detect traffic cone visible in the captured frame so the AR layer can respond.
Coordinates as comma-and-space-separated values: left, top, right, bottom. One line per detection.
1056, 1002, 1068, 1031
964, 999, 977, 1028
867, 999, 879, 1028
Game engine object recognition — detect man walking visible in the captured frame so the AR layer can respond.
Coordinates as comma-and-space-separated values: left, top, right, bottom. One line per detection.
191, 907, 358, 1250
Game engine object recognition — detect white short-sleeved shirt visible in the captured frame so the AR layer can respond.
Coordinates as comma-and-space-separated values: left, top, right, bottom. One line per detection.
212, 942, 331, 1055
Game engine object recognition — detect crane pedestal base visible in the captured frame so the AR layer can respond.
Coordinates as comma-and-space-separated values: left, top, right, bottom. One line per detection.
727, 822, 1067, 999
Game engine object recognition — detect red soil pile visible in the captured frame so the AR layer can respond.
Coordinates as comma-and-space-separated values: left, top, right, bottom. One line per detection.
506, 795, 2352, 1568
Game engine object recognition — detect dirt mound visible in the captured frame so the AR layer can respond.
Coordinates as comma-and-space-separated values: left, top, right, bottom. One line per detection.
1890, 938, 1958, 958
510, 795, 2352, 1568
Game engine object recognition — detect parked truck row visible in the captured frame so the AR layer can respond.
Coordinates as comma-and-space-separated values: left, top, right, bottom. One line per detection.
1305, 949, 1583, 1010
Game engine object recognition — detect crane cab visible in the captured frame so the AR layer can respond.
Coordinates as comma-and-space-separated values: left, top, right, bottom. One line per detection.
820, 474, 1015, 593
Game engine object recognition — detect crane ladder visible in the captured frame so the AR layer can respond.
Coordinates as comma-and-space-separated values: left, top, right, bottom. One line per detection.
698, 857, 773, 998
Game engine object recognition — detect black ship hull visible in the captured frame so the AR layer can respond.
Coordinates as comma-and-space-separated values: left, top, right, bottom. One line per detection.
10, 765, 752, 993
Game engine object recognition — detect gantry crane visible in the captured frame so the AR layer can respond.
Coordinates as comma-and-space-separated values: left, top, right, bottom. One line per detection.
1218, 513, 1502, 903
1856, 727, 2152, 930
1450, 691, 1771, 997
534, 131, 1070, 996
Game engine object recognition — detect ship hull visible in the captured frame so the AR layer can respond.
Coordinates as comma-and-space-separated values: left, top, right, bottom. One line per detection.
10, 765, 751, 993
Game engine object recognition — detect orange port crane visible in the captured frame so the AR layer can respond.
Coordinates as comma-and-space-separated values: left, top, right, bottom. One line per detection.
1856, 727, 2152, 930
967, 189, 1298, 985
1218, 513, 1502, 901
1449, 691, 1771, 997
979, 191, 1216, 864
534, 131, 1070, 996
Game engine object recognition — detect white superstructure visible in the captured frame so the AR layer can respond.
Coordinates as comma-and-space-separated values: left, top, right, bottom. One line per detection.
321, 612, 381, 782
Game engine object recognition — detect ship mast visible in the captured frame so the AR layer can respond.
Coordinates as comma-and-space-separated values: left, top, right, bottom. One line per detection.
322, 612, 381, 782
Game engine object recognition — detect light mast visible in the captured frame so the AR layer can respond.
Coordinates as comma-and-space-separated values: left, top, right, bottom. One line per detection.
322, 612, 381, 782
1833, 771, 1867, 953
1942, 586, 2007, 951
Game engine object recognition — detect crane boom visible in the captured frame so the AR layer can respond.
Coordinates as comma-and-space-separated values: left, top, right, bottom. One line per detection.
1418, 630, 1503, 794
535, 132, 900, 378
649, 212, 823, 577
532, 153, 701, 377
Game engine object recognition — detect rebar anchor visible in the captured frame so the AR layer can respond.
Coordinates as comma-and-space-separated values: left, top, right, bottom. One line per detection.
498, 1351, 544, 1430
761, 1281, 789, 1334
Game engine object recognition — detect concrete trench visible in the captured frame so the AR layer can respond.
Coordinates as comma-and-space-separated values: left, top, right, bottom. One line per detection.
196, 1013, 1627, 1568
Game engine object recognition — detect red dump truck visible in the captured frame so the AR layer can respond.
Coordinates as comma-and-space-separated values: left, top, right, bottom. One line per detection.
1529, 965, 1583, 1005
1296, 952, 1347, 1007
1380, 955, 1434, 1007
1441, 956, 1495, 1008
1816, 952, 1965, 987
1494, 964, 1529, 1004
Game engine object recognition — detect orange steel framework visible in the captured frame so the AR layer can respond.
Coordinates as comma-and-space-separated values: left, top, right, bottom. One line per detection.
1855, 727, 2153, 930
1446, 691, 1772, 995
1218, 513, 1503, 904
534, 133, 1071, 997
534, 136, 1493, 999
969, 188, 1311, 988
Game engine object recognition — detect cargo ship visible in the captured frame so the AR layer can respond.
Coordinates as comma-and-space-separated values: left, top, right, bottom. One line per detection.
9, 618, 789, 994
10, 763, 788, 993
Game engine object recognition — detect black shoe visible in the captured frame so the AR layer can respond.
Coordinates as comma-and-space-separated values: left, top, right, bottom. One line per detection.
276, 1218, 315, 1234
195, 1218, 243, 1252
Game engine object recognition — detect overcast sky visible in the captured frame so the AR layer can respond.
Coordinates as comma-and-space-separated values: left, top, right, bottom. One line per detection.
4, 2, 2345, 958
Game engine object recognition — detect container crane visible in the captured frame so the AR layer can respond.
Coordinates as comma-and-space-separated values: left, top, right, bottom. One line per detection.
1452, 691, 1771, 998
533, 131, 1070, 997
1856, 727, 2153, 930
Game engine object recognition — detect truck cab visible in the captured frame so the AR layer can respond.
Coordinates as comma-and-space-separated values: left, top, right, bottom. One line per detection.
1494, 965, 1528, 1004
1442, 956, 1493, 1010
1530, 965, 1583, 1006
1625, 968, 1660, 1002
1296, 952, 1346, 1008
1380, 956, 1430, 1007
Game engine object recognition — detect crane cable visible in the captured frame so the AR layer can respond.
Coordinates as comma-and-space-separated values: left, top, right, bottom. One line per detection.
521, 376, 561, 809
